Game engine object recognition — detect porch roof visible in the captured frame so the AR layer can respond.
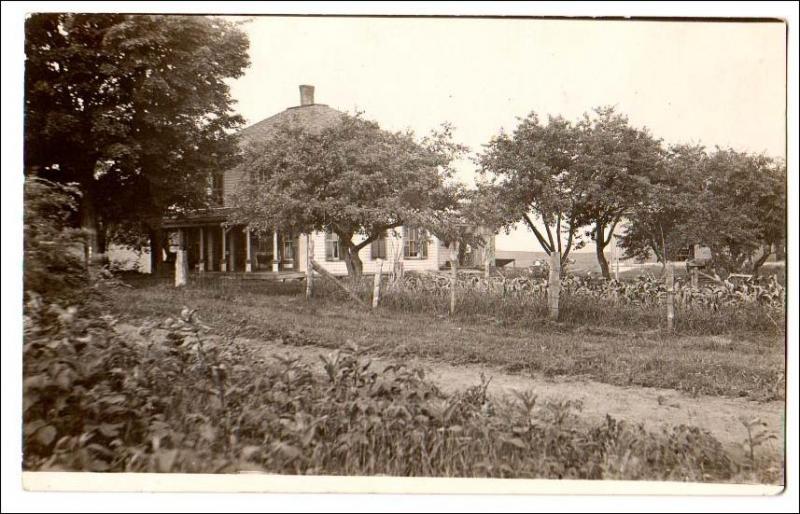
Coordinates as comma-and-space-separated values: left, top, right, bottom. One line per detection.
161, 207, 235, 229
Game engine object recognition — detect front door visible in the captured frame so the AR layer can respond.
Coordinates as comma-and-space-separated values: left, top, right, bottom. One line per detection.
254, 232, 274, 271
280, 234, 297, 271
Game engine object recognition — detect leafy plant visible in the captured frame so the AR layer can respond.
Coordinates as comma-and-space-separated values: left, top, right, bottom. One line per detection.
739, 416, 778, 471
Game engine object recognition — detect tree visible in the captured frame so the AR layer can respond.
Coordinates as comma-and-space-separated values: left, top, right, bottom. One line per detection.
618, 144, 704, 267
230, 114, 464, 279
696, 149, 786, 275
24, 14, 249, 267
619, 145, 787, 276
573, 107, 664, 278
477, 112, 588, 269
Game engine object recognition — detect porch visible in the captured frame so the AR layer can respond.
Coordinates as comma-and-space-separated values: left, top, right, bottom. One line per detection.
161, 209, 304, 274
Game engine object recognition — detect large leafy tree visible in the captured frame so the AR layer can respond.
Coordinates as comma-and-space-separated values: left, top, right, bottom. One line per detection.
695, 149, 786, 275
24, 14, 249, 267
618, 144, 705, 266
230, 114, 464, 278
477, 113, 588, 269
573, 107, 664, 278
620, 145, 786, 276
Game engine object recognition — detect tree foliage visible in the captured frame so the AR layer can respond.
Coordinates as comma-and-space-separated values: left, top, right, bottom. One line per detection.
618, 144, 704, 265
620, 146, 786, 276
231, 114, 464, 277
477, 112, 588, 268
24, 14, 250, 260
573, 107, 663, 278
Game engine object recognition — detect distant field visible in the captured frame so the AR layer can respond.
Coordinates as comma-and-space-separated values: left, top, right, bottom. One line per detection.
495, 250, 654, 273
495, 250, 786, 282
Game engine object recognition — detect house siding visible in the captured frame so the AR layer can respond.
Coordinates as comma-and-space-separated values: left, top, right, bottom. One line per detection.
222, 166, 245, 207
298, 229, 443, 276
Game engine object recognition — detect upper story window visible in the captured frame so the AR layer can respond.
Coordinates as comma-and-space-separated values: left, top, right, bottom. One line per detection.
325, 230, 342, 261
403, 227, 428, 259
209, 172, 224, 206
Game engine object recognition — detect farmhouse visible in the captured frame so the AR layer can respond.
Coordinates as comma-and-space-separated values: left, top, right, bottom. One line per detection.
161, 85, 495, 277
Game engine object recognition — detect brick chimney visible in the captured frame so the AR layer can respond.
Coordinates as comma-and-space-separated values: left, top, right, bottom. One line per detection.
299, 85, 315, 106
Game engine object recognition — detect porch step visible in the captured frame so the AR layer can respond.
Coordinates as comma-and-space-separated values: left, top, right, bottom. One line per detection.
208, 271, 306, 281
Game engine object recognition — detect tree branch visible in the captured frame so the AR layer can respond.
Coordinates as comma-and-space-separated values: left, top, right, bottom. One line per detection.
602, 216, 621, 247
556, 213, 562, 255
562, 217, 575, 264
543, 218, 556, 252
353, 221, 404, 251
523, 213, 552, 254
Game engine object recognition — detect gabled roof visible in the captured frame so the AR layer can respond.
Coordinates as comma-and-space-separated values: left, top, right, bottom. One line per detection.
237, 104, 347, 146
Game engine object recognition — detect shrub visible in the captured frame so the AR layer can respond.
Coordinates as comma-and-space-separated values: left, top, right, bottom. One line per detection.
23, 177, 87, 306
24, 303, 778, 482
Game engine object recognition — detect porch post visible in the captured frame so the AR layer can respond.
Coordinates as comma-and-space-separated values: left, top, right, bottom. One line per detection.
207, 227, 215, 272
175, 229, 188, 287
199, 227, 206, 272
245, 226, 252, 272
272, 230, 280, 272
220, 227, 228, 272
230, 227, 236, 272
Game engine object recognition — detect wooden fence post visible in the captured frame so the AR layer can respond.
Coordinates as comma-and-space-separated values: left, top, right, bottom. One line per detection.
175, 229, 188, 287
450, 241, 459, 316
372, 259, 383, 309
690, 266, 699, 289
666, 262, 675, 332
306, 234, 313, 300
484, 231, 495, 279
309, 258, 368, 308
548, 251, 561, 321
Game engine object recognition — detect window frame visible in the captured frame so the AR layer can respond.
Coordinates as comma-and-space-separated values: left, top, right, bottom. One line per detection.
370, 231, 388, 260
209, 172, 224, 206
325, 230, 343, 261
403, 226, 429, 260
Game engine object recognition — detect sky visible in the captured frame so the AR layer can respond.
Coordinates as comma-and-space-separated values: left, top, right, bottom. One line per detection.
225, 16, 786, 252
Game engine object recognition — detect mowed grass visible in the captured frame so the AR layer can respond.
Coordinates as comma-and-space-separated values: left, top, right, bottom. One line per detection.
110, 274, 786, 402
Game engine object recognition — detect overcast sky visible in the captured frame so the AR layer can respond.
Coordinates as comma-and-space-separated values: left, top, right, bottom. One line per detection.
225, 16, 786, 252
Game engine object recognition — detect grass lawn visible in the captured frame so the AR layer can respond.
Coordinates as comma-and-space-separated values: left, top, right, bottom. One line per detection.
110, 274, 786, 402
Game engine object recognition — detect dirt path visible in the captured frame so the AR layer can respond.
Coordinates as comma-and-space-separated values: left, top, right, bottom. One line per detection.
117, 323, 784, 457
245, 338, 784, 456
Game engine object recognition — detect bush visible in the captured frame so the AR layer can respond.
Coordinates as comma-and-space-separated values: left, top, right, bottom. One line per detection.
23, 177, 87, 306
25, 305, 761, 480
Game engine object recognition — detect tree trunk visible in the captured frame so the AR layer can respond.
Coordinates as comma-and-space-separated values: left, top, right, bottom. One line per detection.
149, 226, 164, 274
96, 218, 109, 266
79, 187, 101, 267
342, 243, 363, 280
751, 244, 772, 276
595, 223, 611, 279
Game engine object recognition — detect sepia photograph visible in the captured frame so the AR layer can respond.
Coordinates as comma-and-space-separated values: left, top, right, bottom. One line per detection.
2, 1, 797, 512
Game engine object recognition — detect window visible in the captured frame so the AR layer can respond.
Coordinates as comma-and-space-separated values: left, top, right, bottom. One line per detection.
280, 234, 295, 261
209, 173, 224, 205
325, 230, 342, 261
403, 227, 428, 259
371, 231, 387, 260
